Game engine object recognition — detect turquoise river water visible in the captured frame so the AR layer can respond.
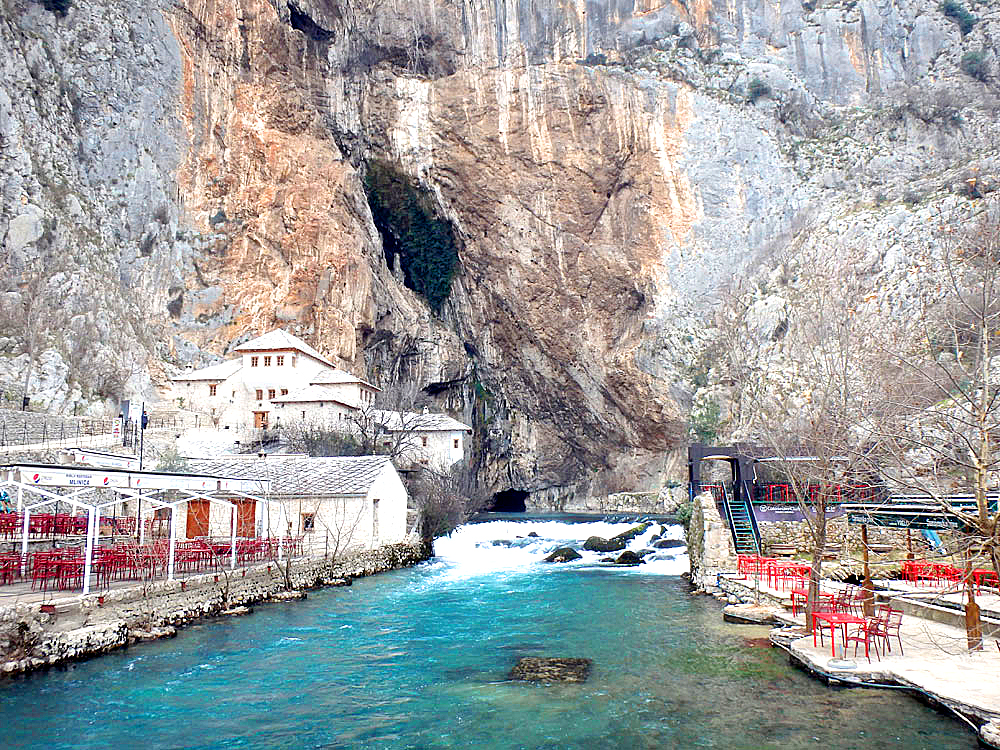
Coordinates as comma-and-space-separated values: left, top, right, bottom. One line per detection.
0, 518, 978, 749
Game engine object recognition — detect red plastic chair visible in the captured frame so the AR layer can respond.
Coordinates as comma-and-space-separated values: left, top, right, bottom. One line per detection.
845, 616, 882, 662
872, 606, 904, 655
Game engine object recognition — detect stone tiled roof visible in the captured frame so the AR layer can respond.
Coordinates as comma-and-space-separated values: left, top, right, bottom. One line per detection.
185, 455, 395, 496
271, 385, 354, 406
373, 410, 472, 432
309, 369, 378, 389
232, 329, 334, 367
172, 358, 242, 382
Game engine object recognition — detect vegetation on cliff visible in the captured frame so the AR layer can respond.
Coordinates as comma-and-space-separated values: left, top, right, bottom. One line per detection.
363, 160, 459, 314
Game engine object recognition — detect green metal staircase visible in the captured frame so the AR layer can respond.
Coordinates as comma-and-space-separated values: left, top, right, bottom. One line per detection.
721, 482, 761, 555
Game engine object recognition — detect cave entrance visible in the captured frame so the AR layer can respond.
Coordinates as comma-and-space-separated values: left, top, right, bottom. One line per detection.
490, 489, 528, 513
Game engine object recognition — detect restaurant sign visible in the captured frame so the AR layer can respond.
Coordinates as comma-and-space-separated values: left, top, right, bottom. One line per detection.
847, 511, 966, 531
20, 468, 129, 488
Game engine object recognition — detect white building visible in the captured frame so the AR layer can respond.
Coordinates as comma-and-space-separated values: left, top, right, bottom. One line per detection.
370, 410, 471, 470
170, 329, 471, 470
184, 455, 409, 555
171, 329, 378, 430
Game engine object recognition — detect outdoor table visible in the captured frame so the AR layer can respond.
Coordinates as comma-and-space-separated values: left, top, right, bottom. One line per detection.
790, 587, 836, 617
812, 611, 866, 657
972, 569, 999, 593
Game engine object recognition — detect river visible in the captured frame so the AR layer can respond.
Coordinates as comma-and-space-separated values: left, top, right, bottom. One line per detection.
0, 517, 976, 748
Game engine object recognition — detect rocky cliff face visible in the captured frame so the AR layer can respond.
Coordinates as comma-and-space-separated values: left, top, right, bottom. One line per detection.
1, 0, 997, 503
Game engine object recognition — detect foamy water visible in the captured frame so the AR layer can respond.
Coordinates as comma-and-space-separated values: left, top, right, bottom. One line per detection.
429, 518, 689, 581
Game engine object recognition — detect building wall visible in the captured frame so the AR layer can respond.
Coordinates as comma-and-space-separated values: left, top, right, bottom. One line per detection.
393, 428, 467, 469
272, 400, 356, 428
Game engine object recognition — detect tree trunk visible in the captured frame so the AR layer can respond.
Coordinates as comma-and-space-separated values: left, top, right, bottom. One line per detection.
965, 546, 983, 651
861, 523, 875, 618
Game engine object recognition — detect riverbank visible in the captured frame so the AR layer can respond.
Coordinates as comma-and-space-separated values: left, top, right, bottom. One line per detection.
0, 542, 430, 678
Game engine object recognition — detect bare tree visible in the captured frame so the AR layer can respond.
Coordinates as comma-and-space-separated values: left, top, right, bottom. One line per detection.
407, 460, 488, 547
854, 200, 1000, 649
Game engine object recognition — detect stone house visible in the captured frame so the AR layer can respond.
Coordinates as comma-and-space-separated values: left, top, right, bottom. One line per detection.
170, 329, 378, 430
370, 410, 471, 470
184, 455, 409, 555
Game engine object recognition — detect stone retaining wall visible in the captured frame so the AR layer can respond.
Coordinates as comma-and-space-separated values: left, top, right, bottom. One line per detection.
686, 491, 736, 592
0, 542, 430, 677
759, 517, 931, 558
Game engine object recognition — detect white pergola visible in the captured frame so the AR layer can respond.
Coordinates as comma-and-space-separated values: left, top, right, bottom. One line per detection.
0, 463, 284, 595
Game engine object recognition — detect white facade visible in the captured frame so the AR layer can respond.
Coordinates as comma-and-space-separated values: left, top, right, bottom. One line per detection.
182, 455, 409, 556
171, 330, 378, 431
171, 330, 471, 469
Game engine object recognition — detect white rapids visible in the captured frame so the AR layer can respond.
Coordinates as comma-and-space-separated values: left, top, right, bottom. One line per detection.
430, 518, 688, 581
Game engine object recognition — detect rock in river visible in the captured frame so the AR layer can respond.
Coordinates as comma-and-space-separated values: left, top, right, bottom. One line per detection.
583, 536, 626, 552
508, 657, 592, 683
652, 539, 685, 549
544, 547, 582, 562
613, 551, 643, 566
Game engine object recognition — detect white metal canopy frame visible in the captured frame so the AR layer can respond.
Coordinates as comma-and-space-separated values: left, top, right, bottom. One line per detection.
0, 463, 285, 595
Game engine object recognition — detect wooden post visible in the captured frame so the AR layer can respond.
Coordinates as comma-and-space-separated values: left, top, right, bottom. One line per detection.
861, 523, 875, 618
906, 528, 914, 560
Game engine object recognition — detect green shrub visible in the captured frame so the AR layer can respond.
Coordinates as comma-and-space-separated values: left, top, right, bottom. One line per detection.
961, 50, 988, 82
940, 0, 977, 35
689, 398, 722, 443
363, 160, 459, 313
746, 77, 771, 103
675, 500, 694, 529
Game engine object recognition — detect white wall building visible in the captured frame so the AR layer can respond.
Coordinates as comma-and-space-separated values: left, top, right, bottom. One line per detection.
170, 329, 471, 470
184, 455, 409, 555
371, 410, 471, 470
171, 330, 378, 430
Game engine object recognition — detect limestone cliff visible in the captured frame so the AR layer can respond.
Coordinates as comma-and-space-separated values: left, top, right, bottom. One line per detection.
0, 0, 997, 504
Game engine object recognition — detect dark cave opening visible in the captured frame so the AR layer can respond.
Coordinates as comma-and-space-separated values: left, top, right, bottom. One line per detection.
490, 489, 528, 513
288, 3, 333, 42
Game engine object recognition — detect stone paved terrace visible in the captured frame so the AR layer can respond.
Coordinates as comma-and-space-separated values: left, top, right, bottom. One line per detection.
716, 572, 1000, 746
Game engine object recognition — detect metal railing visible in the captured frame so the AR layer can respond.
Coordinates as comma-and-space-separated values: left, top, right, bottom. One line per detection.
0, 410, 201, 449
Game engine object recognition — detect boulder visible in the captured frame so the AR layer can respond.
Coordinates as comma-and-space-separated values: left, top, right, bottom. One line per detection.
508, 657, 592, 683
652, 539, 685, 549
544, 547, 582, 562
609, 523, 650, 544
583, 536, 626, 552
527, 532, 539, 537
614, 551, 643, 566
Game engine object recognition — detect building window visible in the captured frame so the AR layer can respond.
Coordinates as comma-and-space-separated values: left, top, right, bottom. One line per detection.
454, 438, 459, 449
268, 389, 276, 399
264, 356, 272, 366
421, 436, 428, 447
256, 389, 263, 400
251, 356, 259, 367
281, 389, 288, 396
291, 356, 297, 367
276, 355, 284, 366
383, 441, 391, 448
302, 513, 315, 531
209, 384, 217, 396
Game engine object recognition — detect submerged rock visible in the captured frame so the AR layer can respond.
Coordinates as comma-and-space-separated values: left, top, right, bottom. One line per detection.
527, 532, 539, 537
583, 536, 626, 552
544, 547, 582, 562
508, 657, 592, 683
